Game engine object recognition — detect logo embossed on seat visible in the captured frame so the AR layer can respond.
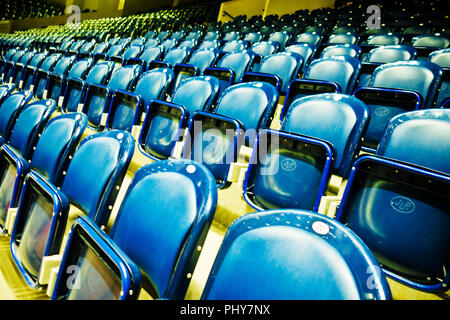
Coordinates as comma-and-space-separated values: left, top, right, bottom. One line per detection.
281, 159, 296, 171
390, 196, 415, 213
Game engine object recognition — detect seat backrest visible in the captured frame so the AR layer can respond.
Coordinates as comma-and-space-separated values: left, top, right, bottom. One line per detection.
285, 43, 316, 66
106, 44, 125, 58
197, 40, 220, 50
304, 56, 361, 94
107, 65, 141, 91
412, 34, 450, 48
60, 130, 135, 227
109, 159, 217, 299
52, 55, 76, 76
365, 45, 417, 63
428, 48, 450, 68
267, 31, 291, 48
295, 32, 322, 45
377, 109, 450, 174
31, 113, 88, 186
217, 50, 254, 83
201, 209, 391, 300
39, 53, 61, 72
8, 100, 55, 160
133, 68, 174, 107
328, 32, 358, 44
214, 81, 279, 145
139, 46, 163, 66
186, 48, 219, 73
366, 33, 401, 46
27, 52, 47, 69
320, 44, 361, 59
171, 76, 219, 115
220, 40, 247, 53
85, 61, 115, 86
369, 60, 443, 106
282, 93, 369, 177
257, 52, 303, 94
251, 41, 279, 58
0, 90, 33, 143
162, 47, 190, 67
67, 58, 93, 80
122, 45, 143, 60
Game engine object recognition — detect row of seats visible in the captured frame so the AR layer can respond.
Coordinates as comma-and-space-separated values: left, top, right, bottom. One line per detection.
0, 0, 64, 21
0, 80, 448, 299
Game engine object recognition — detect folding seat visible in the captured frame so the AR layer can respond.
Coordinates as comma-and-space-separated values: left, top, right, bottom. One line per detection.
139, 76, 219, 161
220, 40, 249, 54
335, 109, 450, 293
160, 38, 178, 55
196, 40, 221, 50
285, 43, 317, 73
353, 60, 443, 152
294, 32, 322, 46
1, 50, 25, 84
267, 31, 291, 50
243, 52, 303, 95
45, 58, 93, 106
156, 30, 171, 42
76, 40, 96, 60
320, 44, 362, 59
61, 61, 115, 114
411, 33, 450, 59
0, 99, 56, 231
282, 56, 361, 107
51, 158, 217, 300
244, 93, 369, 211
89, 42, 110, 60
110, 45, 144, 67
149, 46, 190, 70
10, 130, 135, 288
222, 31, 241, 42
184, 30, 203, 41
203, 30, 221, 41
0, 84, 14, 105
19, 52, 47, 89
326, 32, 359, 45
0, 90, 33, 145
66, 40, 86, 56
361, 33, 402, 48
357, 45, 418, 87
7, 51, 35, 87
171, 48, 219, 93
130, 38, 145, 47
95, 43, 126, 64
105, 68, 174, 133
243, 32, 263, 44
201, 209, 391, 300
144, 30, 157, 40
177, 39, 198, 50
428, 48, 450, 106
126, 45, 164, 71
250, 41, 280, 59
82, 65, 142, 130
25, 53, 61, 93
203, 50, 256, 97
35, 55, 76, 100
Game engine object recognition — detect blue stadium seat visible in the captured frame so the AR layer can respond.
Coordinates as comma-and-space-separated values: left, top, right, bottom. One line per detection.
336, 109, 450, 292
428, 48, 450, 106
0, 90, 33, 145
201, 209, 391, 300
26, 53, 61, 93
46, 58, 93, 104
181, 111, 243, 188
295, 32, 322, 46
82, 65, 141, 129
197, 40, 220, 50
243, 52, 303, 94
220, 40, 249, 54
267, 31, 291, 49
171, 48, 220, 93
0, 100, 56, 231
106, 68, 174, 132
0, 84, 14, 105
320, 44, 362, 59
244, 93, 368, 211
282, 56, 361, 103
61, 61, 115, 114
203, 50, 256, 97
208, 81, 279, 146
127, 45, 164, 71
284, 43, 317, 73
18, 52, 47, 91
411, 33, 450, 58
354, 60, 443, 152
110, 45, 144, 66
149, 46, 191, 70
250, 41, 280, 59
51, 159, 217, 300
138, 76, 219, 161
4, 51, 34, 86
10, 130, 135, 288
358, 45, 418, 88
35, 55, 76, 100
327, 32, 359, 45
